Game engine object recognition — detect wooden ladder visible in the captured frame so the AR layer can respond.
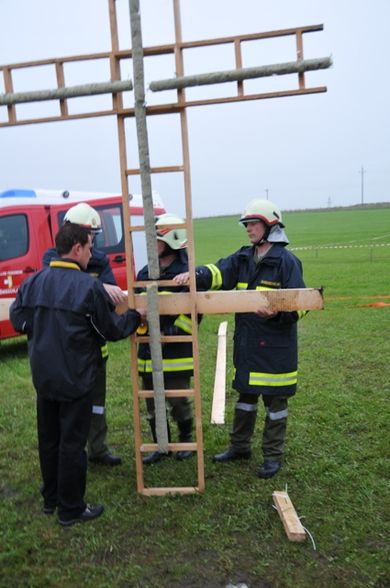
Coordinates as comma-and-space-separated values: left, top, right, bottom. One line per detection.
113, 0, 204, 496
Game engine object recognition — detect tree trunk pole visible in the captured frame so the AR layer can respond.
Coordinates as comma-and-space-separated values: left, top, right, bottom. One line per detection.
129, 0, 168, 451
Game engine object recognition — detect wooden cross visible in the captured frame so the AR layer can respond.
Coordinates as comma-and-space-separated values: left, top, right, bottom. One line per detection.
0, 0, 329, 494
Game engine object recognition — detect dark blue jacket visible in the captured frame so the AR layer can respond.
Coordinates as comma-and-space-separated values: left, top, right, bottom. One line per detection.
195, 244, 306, 396
10, 260, 140, 401
43, 246, 117, 359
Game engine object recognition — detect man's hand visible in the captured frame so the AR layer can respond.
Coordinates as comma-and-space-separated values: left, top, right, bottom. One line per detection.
255, 308, 278, 319
103, 283, 127, 305
173, 272, 190, 285
136, 307, 147, 323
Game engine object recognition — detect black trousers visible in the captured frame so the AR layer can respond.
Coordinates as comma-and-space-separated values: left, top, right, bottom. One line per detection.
36, 390, 93, 521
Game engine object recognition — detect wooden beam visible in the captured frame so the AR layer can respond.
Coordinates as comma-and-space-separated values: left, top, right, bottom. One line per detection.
211, 321, 228, 424
117, 288, 323, 315
272, 490, 306, 542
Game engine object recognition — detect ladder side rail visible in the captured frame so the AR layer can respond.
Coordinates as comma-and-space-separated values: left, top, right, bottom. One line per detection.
109, 0, 146, 493
173, 0, 205, 492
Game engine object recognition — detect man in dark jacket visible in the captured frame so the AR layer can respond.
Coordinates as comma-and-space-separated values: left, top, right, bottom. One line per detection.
137, 213, 198, 464
174, 199, 307, 479
43, 202, 125, 467
10, 223, 144, 525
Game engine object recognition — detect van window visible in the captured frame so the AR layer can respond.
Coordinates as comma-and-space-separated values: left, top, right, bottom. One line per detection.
0, 214, 28, 261
56, 204, 124, 254
95, 205, 123, 252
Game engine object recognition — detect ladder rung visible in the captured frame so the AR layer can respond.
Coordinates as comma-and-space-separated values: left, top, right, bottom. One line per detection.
139, 389, 195, 398
141, 442, 197, 452
126, 165, 184, 175
135, 278, 185, 287
136, 335, 193, 343
128, 223, 186, 232
141, 487, 200, 496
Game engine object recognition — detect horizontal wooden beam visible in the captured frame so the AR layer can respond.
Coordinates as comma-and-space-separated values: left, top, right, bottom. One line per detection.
117, 288, 323, 315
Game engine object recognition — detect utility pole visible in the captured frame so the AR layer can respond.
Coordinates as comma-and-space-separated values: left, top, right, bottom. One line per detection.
359, 165, 365, 205
265, 188, 269, 200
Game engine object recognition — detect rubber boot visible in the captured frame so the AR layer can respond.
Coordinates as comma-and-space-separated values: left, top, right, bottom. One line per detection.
176, 418, 193, 460
213, 408, 257, 462
142, 418, 171, 465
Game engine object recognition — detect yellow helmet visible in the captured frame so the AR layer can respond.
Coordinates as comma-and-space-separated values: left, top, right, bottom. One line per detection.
63, 202, 102, 234
155, 213, 187, 250
239, 199, 284, 228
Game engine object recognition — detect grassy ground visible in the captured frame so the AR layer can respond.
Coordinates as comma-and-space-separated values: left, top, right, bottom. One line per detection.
0, 207, 389, 587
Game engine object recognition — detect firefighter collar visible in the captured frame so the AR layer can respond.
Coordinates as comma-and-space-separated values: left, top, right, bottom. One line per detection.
49, 259, 82, 271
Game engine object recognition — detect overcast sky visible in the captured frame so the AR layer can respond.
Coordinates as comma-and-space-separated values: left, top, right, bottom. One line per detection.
1, 0, 389, 218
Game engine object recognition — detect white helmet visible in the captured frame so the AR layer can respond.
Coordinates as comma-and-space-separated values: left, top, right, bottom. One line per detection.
64, 202, 102, 234
239, 198, 285, 228
155, 213, 187, 250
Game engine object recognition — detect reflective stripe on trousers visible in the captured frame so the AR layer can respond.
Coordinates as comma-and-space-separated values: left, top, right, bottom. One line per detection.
249, 371, 297, 387
92, 405, 105, 415
236, 402, 258, 412
265, 407, 288, 420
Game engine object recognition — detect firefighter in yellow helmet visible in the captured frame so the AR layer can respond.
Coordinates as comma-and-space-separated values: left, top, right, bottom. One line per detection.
43, 202, 127, 467
174, 198, 307, 479
137, 213, 199, 464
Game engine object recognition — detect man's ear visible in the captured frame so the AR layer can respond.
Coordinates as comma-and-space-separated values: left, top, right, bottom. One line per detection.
70, 242, 82, 258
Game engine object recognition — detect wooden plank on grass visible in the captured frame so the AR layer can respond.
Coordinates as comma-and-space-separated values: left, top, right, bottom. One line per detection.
211, 321, 228, 424
272, 490, 306, 542
117, 288, 323, 315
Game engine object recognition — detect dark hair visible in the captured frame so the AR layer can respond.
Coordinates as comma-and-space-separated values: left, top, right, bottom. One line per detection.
55, 223, 90, 255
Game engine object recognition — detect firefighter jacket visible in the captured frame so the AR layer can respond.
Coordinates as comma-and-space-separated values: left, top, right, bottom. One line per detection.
10, 259, 141, 402
195, 244, 306, 397
136, 250, 199, 382
43, 246, 116, 360
43, 246, 116, 285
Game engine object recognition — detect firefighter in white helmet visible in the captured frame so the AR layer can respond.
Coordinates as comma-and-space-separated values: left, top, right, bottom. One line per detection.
43, 202, 127, 467
137, 213, 200, 464
174, 198, 307, 479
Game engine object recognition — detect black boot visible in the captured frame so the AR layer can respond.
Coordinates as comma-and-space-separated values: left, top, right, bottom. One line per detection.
257, 459, 281, 479
143, 418, 171, 465
213, 447, 251, 462
176, 418, 193, 460
213, 406, 257, 462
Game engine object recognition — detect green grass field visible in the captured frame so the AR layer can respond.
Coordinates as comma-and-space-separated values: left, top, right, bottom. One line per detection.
1, 206, 389, 588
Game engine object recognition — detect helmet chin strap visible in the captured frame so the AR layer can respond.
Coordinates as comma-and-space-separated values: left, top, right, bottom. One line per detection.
158, 242, 175, 259
255, 225, 271, 247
